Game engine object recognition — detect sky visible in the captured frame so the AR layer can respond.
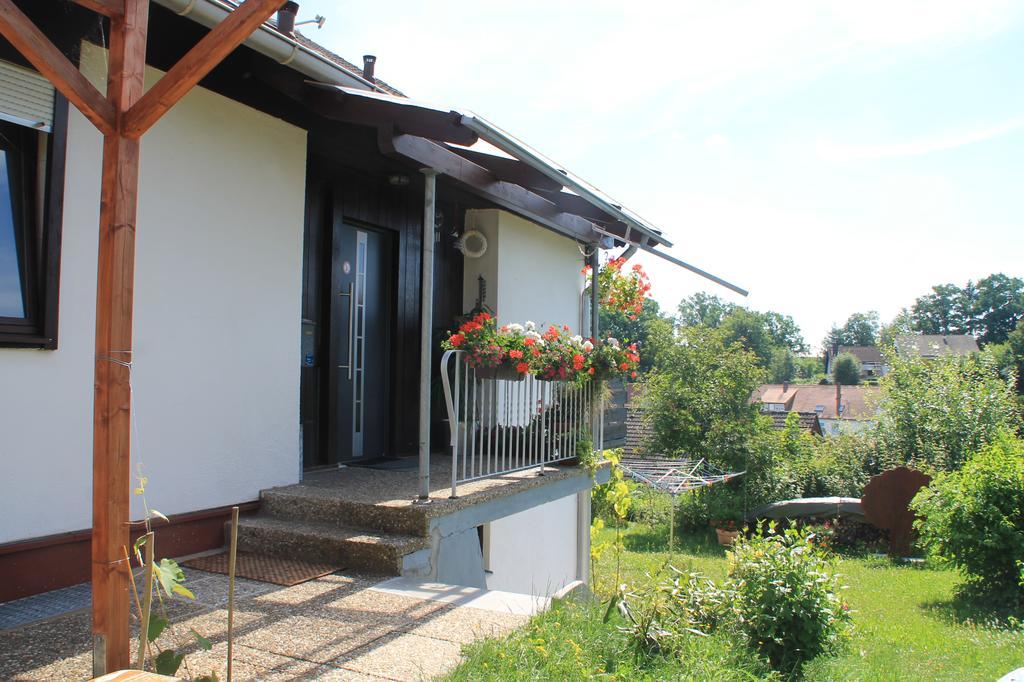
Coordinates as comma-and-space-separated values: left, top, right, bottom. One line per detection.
300, 0, 1024, 352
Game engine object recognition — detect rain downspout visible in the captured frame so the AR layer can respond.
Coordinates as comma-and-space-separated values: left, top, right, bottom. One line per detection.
418, 169, 439, 502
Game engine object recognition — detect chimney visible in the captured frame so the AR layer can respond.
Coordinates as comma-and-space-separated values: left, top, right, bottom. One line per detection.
782, 381, 789, 394
835, 382, 842, 417
277, 1, 299, 35
362, 55, 376, 82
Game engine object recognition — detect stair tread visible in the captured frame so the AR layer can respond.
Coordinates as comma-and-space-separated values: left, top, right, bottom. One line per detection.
237, 515, 429, 553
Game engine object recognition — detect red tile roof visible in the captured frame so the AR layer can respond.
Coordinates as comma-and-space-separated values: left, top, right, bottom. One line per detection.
752, 384, 881, 421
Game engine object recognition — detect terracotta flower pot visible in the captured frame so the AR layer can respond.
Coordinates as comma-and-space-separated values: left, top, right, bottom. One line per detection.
715, 527, 740, 546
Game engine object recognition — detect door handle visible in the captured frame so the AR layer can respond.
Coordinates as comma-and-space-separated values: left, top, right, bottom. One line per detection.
338, 282, 354, 380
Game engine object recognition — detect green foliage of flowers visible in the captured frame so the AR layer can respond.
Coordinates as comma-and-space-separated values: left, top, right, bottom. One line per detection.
911, 431, 1024, 603
725, 525, 852, 674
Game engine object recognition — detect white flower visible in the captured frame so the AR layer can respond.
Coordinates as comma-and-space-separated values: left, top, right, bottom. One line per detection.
525, 330, 542, 342
582, 340, 594, 352
607, 337, 620, 349
524, 320, 536, 331
571, 335, 583, 345
508, 323, 525, 334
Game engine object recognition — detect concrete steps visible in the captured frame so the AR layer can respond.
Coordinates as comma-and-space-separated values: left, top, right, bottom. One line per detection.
234, 514, 430, 576
259, 487, 429, 537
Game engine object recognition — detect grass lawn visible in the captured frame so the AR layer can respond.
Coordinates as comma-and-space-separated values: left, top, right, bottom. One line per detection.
445, 522, 1024, 681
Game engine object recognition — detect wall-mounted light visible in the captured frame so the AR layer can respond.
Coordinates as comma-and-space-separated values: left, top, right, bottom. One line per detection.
387, 174, 410, 186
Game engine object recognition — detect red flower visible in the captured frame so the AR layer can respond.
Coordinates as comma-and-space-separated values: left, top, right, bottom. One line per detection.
588, 367, 595, 375
449, 334, 465, 347
509, 349, 524, 359
531, 348, 541, 357
516, 362, 530, 374
631, 371, 638, 378
619, 362, 629, 371
572, 354, 585, 370
524, 337, 536, 347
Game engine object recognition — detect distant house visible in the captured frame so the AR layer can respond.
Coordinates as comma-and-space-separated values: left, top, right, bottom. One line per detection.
825, 345, 887, 381
765, 411, 824, 436
895, 334, 980, 359
752, 383, 882, 436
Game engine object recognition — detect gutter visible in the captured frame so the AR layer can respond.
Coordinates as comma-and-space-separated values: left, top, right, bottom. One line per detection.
153, 0, 380, 91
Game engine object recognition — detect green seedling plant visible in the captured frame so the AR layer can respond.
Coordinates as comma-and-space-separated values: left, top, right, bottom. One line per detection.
130, 468, 218, 681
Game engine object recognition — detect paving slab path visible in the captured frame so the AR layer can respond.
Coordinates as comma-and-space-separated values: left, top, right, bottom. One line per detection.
0, 570, 539, 681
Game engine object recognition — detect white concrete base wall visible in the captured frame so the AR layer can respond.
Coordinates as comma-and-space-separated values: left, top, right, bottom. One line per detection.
485, 494, 578, 597
0, 44, 306, 544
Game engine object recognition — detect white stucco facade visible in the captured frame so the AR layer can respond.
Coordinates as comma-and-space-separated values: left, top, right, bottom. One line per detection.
462, 209, 585, 333
484, 493, 579, 596
0, 45, 306, 544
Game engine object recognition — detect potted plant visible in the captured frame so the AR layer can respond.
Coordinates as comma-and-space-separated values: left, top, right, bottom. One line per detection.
589, 336, 640, 381
442, 312, 524, 380
712, 518, 740, 546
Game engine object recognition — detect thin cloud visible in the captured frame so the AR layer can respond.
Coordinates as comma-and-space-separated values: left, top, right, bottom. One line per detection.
817, 115, 1024, 161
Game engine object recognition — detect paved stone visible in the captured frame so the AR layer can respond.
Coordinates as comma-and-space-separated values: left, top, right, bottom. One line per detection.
337, 632, 465, 682
0, 572, 531, 681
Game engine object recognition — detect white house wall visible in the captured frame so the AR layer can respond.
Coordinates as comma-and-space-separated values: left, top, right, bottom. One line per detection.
0, 44, 306, 544
485, 493, 578, 596
462, 209, 584, 332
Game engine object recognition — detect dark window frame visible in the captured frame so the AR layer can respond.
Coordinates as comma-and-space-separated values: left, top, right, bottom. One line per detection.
0, 94, 67, 349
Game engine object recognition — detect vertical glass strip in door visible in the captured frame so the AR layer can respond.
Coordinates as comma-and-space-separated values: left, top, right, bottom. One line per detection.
352, 231, 368, 457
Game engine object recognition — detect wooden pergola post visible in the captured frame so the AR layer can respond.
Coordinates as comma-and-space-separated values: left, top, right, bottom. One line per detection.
0, 0, 285, 674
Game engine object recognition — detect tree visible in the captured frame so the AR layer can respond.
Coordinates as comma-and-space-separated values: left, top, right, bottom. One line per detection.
879, 308, 915, 349
794, 355, 826, 383
974, 274, 1024, 345
909, 274, 1024, 345
720, 308, 776, 367
986, 318, 1024, 394
676, 292, 736, 328
642, 326, 766, 469
769, 347, 796, 383
822, 311, 880, 352
832, 352, 861, 385
875, 352, 1018, 471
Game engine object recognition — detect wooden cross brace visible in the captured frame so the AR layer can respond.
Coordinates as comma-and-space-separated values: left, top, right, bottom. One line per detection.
0, 0, 285, 674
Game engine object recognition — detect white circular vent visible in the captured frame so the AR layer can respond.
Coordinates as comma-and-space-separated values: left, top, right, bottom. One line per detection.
456, 230, 488, 258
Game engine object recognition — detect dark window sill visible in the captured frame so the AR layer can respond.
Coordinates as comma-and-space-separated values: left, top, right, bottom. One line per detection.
0, 332, 57, 349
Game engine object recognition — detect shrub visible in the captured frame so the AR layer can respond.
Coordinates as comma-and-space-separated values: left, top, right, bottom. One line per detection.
832, 352, 861, 385
911, 431, 1024, 602
792, 431, 879, 498
876, 353, 1017, 471
726, 525, 851, 673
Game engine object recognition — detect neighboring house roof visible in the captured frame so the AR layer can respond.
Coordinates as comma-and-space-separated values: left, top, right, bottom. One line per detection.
836, 345, 884, 364
765, 411, 823, 436
752, 384, 881, 421
895, 334, 979, 358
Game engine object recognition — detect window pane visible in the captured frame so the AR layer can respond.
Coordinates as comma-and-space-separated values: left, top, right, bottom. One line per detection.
0, 150, 24, 318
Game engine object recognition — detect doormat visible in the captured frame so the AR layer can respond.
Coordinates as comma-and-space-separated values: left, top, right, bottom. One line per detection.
183, 552, 343, 586
346, 457, 418, 471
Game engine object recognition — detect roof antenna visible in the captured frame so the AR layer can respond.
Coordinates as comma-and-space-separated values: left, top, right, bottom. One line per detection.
295, 14, 327, 29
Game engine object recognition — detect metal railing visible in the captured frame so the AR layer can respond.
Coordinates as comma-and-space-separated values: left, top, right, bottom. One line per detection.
440, 349, 599, 497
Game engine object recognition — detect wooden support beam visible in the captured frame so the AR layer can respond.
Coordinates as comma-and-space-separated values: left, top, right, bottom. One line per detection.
91, 0, 148, 675
0, 0, 115, 135
383, 133, 600, 244
122, 0, 284, 137
71, 0, 125, 17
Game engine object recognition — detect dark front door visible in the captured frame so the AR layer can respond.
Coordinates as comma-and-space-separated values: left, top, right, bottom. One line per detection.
327, 220, 392, 463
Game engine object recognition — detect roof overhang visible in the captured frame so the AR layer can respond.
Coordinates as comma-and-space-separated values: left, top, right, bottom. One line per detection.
305, 83, 747, 296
